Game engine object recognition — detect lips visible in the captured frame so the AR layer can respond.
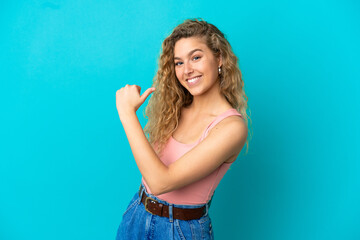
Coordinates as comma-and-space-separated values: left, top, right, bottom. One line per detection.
186, 75, 202, 87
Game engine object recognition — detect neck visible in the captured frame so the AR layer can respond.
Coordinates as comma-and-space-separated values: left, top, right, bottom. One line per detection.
188, 83, 231, 115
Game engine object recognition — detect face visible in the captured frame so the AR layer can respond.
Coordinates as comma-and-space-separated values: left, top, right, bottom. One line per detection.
173, 37, 222, 96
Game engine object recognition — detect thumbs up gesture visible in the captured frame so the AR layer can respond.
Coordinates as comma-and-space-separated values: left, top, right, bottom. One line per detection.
116, 84, 155, 119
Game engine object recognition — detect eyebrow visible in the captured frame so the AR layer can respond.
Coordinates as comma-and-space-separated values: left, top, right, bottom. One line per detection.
174, 48, 203, 60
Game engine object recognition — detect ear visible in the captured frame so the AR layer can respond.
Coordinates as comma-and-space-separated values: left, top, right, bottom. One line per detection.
217, 53, 223, 67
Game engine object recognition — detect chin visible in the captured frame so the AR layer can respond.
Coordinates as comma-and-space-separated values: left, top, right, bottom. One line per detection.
187, 89, 205, 96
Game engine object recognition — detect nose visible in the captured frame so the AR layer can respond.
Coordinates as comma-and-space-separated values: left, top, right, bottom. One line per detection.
184, 61, 193, 75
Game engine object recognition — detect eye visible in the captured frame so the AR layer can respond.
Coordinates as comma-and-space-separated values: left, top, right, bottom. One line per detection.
175, 61, 183, 66
192, 56, 201, 61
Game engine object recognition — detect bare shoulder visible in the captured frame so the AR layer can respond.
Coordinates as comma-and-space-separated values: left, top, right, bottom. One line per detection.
209, 115, 248, 138
206, 115, 247, 159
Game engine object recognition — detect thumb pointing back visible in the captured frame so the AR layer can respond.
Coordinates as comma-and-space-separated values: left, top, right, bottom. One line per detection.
140, 87, 155, 104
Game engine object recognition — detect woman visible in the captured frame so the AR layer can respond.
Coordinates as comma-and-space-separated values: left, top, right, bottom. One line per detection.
115, 18, 250, 239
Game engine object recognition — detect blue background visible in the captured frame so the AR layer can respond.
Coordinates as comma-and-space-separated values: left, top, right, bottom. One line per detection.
1, 0, 359, 239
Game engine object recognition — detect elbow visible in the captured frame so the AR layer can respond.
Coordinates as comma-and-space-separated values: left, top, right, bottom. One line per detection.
150, 188, 163, 196
147, 180, 172, 196
145, 166, 174, 195
148, 183, 167, 196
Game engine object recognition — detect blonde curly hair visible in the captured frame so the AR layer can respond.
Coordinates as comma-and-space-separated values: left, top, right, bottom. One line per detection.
144, 18, 251, 155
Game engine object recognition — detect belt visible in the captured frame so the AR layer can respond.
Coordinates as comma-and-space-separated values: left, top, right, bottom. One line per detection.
139, 186, 208, 221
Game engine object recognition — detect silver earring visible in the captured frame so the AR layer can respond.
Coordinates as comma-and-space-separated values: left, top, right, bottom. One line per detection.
218, 66, 222, 75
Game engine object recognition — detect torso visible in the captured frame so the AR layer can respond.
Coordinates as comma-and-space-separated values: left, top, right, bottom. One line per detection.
142, 106, 245, 204
172, 105, 240, 163
172, 108, 217, 145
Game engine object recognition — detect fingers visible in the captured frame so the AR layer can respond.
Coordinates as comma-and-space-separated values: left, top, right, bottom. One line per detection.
135, 85, 141, 92
140, 87, 156, 103
116, 85, 155, 104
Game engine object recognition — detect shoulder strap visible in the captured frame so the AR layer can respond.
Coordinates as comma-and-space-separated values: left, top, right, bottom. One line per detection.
200, 108, 243, 141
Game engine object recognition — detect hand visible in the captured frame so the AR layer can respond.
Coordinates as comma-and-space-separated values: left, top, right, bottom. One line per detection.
116, 84, 155, 118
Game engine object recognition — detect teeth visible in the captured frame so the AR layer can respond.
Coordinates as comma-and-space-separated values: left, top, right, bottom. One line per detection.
188, 76, 200, 83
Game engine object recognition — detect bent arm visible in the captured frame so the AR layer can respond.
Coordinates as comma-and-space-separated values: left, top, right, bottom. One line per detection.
120, 111, 247, 195
120, 112, 169, 194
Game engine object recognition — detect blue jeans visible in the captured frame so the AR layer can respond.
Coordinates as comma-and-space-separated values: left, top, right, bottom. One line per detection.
116, 185, 214, 240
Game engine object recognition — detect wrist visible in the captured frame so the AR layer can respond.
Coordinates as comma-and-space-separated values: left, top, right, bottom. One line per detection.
118, 109, 137, 122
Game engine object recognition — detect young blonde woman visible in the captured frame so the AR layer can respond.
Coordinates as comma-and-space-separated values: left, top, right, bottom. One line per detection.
115, 18, 249, 240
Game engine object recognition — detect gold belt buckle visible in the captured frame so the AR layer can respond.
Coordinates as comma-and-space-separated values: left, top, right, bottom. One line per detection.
144, 196, 157, 214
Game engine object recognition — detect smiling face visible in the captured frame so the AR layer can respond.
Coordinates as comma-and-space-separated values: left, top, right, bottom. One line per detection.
174, 37, 222, 97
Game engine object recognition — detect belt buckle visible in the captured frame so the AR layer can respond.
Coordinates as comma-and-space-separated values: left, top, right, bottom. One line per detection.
144, 196, 157, 214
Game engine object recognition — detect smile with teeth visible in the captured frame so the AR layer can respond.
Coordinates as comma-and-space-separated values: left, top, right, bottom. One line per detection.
187, 76, 201, 83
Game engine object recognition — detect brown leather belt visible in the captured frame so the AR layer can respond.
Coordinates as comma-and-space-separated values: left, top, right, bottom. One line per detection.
139, 187, 207, 221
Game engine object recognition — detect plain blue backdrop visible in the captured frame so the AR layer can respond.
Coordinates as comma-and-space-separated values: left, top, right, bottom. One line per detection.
1, 0, 359, 239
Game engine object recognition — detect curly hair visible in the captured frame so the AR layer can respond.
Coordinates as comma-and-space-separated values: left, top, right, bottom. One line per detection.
144, 18, 251, 155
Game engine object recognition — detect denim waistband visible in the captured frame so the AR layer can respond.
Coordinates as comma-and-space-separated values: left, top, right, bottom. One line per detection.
138, 183, 212, 239
139, 183, 211, 210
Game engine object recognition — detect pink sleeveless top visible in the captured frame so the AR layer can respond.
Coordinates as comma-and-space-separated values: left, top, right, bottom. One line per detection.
142, 108, 243, 205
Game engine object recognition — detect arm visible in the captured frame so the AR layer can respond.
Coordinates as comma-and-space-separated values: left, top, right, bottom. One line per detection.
116, 85, 247, 195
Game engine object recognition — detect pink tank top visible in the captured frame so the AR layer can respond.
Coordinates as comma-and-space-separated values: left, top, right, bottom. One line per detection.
142, 108, 243, 205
